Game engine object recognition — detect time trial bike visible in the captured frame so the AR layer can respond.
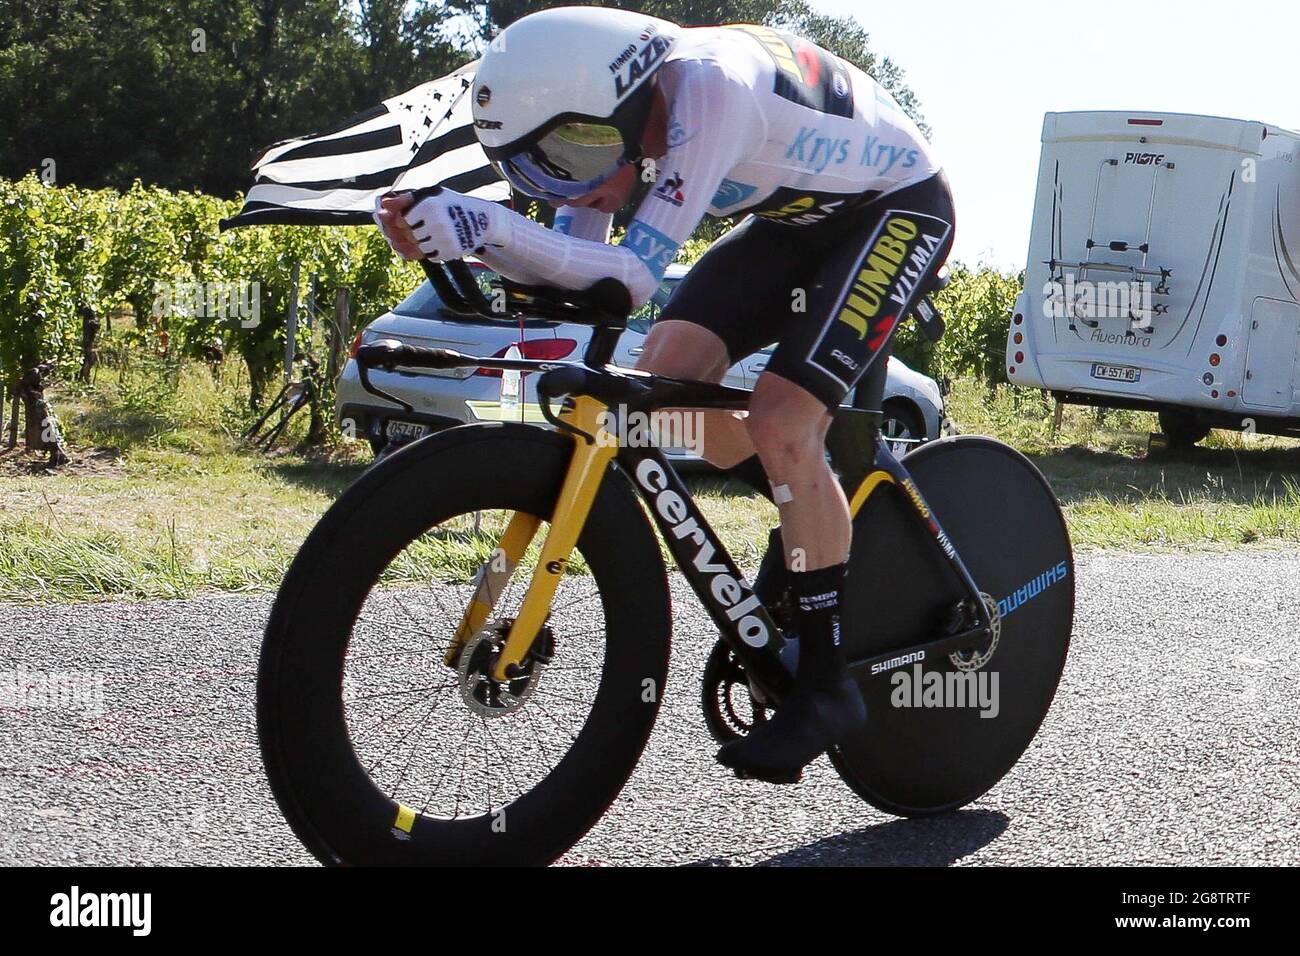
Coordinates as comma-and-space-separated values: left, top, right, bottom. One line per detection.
256, 259, 1074, 866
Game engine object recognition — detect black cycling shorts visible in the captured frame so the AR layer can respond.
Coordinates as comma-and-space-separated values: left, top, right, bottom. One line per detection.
663, 172, 955, 409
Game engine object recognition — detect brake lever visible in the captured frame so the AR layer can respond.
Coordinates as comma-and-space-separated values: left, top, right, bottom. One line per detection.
357, 363, 415, 417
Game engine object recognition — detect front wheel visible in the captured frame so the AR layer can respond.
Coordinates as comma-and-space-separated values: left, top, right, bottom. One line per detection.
258, 424, 672, 865
832, 436, 1074, 816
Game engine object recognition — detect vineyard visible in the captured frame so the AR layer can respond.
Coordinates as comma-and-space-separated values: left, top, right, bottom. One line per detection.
0, 174, 1022, 461
0, 175, 428, 455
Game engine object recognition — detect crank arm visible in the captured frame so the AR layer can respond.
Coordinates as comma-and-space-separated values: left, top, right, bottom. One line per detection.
849, 624, 991, 681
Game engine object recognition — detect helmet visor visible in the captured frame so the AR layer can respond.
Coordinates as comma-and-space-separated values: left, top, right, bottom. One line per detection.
500, 122, 630, 201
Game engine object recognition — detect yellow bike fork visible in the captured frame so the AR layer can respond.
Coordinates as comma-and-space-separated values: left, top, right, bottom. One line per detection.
443, 509, 543, 667
443, 396, 617, 682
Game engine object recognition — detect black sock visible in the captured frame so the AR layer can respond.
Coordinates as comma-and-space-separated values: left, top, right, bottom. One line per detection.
752, 526, 788, 608
727, 454, 776, 505
789, 562, 848, 688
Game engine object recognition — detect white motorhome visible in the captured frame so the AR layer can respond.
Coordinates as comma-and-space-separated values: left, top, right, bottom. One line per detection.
1008, 110, 1300, 445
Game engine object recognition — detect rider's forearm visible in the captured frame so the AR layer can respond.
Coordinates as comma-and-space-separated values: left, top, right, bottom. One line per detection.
492, 213, 660, 308
472, 245, 552, 286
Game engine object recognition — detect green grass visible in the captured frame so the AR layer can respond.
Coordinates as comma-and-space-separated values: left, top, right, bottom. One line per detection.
4, 358, 1300, 603
945, 379, 1300, 549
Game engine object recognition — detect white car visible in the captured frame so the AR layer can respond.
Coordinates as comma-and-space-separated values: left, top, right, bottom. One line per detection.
337, 262, 947, 460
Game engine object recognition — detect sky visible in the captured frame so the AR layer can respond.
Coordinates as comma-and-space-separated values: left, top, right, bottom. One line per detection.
814, 0, 1300, 269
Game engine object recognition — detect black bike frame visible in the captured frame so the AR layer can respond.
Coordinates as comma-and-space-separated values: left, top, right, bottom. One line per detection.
607, 384, 994, 704
353, 275, 992, 704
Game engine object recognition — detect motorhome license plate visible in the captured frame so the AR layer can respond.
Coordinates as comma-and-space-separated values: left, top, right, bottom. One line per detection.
1091, 363, 1141, 383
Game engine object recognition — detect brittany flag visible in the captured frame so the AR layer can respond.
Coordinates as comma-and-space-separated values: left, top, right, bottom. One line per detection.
220, 61, 508, 230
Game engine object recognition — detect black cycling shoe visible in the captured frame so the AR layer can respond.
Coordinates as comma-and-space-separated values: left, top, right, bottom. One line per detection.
715, 673, 866, 784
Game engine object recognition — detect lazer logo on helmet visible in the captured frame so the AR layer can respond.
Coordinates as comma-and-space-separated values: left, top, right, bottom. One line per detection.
613, 34, 672, 98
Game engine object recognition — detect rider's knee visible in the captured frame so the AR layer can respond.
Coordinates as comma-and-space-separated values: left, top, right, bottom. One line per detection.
745, 403, 826, 468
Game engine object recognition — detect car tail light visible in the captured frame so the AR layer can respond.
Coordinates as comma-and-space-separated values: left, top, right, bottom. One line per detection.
348, 331, 365, 358
1015, 351, 1025, 364
1209, 353, 1221, 367
476, 338, 579, 376
1128, 118, 1163, 126
1216, 334, 1228, 347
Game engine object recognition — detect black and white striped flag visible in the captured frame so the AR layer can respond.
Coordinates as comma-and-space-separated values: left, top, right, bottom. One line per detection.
220, 61, 508, 231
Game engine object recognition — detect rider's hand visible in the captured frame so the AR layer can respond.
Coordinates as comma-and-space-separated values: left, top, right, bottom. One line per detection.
373, 193, 425, 261
374, 188, 506, 262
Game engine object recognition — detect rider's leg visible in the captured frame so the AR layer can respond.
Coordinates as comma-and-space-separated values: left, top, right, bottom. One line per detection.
632, 319, 754, 468
715, 372, 866, 781
634, 320, 790, 605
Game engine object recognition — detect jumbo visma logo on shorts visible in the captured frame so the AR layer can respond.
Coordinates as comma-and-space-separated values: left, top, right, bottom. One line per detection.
835, 215, 948, 348
835, 216, 918, 346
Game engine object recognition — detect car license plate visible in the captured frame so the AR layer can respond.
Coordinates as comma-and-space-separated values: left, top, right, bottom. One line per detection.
1090, 363, 1141, 384
385, 420, 429, 441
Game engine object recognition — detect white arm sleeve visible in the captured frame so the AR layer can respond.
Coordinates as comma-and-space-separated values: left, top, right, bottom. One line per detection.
476, 205, 613, 285
553, 206, 613, 242
479, 61, 758, 309
472, 245, 550, 286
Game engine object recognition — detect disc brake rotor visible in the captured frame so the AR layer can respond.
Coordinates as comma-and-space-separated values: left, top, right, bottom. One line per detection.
456, 622, 552, 717
949, 593, 1001, 672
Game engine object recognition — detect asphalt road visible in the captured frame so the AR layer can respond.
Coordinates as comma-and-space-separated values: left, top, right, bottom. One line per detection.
1, 550, 1297, 866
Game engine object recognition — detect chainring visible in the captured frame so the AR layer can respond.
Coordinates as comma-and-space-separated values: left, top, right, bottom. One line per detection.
701, 639, 770, 743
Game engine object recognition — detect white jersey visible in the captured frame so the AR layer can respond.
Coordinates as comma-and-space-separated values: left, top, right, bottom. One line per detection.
479, 25, 941, 309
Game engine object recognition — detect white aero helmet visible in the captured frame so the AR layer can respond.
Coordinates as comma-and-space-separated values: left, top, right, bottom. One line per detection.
471, 5, 681, 202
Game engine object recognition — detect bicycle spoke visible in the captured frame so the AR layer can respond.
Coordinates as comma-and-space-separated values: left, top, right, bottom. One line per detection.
340, 508, 605, 822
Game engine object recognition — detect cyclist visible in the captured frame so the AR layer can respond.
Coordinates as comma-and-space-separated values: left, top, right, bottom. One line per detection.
375, 4, 955, 783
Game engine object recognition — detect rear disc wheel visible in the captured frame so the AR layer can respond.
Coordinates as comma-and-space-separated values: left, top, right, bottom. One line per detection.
831, 436, 1074, 816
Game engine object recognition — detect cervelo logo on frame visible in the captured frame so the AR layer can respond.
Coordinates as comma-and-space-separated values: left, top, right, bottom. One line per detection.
633, 458, 769, 647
